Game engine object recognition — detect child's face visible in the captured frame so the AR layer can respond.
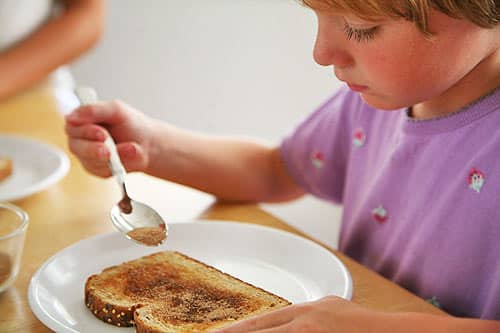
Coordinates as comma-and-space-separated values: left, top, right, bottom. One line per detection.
312, 7, 498, 111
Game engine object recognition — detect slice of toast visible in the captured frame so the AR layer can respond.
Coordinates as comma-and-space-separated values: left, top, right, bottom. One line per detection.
0, 158, 12, 182
85, 251, 291, 332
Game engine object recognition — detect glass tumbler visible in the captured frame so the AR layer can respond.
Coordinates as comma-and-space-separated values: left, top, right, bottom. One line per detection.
0, 202, 29, 293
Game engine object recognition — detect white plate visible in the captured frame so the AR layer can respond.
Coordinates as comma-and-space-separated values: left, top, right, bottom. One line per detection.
0, 135, 70, 201
29, 221, 352, 333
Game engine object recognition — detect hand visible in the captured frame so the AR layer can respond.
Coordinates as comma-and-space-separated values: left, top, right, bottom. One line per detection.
213, 296, 380, 333
65, 100, 156, 177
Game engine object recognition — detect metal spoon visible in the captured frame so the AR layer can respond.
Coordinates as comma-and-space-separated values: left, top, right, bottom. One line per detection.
74, 87, 167, 246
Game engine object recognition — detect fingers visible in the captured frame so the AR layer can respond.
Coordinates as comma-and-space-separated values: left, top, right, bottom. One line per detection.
65, 100, 127, 126
236, 324, 292, 333
116, 142, 147, 172
79, 158, 113, 178
213, 306, 296, 333
67, 137, 109, 161
67, 135, 146, 176
64, 99, 149, 176
65, 123, 108, 142
255, 325, 292, 333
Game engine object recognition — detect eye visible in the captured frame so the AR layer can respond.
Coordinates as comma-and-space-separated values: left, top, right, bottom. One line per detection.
343, 23, 378, 42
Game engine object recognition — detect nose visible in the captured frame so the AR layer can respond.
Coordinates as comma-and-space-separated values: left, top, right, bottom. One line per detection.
313, 17, 354, 68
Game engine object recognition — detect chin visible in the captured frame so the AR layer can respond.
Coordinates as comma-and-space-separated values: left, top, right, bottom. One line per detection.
359, 93, 411, 111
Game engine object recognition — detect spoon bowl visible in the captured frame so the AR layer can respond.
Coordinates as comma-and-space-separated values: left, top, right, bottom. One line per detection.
111, 200, 167, 246
74, 87, 167, 246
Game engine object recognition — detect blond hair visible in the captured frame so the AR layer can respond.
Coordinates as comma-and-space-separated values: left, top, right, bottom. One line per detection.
301, 0, 499, 34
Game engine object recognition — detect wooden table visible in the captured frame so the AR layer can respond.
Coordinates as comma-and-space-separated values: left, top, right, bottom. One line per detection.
0, 85, 445, 332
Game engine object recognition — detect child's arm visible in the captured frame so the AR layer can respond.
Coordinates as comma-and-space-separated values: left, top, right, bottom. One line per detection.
213, 296, 500, 333
145, 122, 305, 202
0, 0, 104, 101
65, 100, 305, 203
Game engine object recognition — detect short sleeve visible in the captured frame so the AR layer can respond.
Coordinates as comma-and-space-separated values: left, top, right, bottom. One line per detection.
279, 86, 362, 203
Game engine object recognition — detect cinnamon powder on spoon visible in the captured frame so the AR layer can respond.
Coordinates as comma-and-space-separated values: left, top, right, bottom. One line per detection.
127, 226, 166, 246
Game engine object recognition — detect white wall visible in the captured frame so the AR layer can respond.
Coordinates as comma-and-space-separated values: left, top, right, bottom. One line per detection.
71, 0, 343, 248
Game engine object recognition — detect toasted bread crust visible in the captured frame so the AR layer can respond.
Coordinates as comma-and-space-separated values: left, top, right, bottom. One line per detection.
0, 158, 12, 182
85, 274, 139, 327
85, 251, 290, 331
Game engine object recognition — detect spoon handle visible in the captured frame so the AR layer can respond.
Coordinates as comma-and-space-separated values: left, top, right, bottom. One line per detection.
103, 137, 127, 185
74, 87, 127, 185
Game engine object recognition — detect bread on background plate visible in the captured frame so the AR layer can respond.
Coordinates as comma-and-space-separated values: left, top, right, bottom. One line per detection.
0, 157, 12, 182
85, 251, 291, 332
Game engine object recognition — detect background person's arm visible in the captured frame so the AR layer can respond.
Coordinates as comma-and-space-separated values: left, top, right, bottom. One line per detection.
0, 0, 104, 101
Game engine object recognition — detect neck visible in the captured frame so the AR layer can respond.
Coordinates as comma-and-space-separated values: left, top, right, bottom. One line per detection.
412, 49, 500, 120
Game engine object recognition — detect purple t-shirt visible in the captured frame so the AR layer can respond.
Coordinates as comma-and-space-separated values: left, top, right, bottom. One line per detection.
280, 86, 500, 319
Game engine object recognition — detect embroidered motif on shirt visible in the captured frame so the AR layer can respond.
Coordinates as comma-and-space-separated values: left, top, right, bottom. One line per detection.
311, 151, 325, 169
353, 128, 366, 147
372, 205, 388, 224
467, 168, 485, 193
426, 296, 442, 309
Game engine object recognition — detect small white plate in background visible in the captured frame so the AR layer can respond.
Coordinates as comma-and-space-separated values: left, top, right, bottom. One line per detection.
0, 135, 70, 202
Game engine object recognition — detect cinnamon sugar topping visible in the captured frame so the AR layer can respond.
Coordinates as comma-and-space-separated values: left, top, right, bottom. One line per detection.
123, 263, 255, 323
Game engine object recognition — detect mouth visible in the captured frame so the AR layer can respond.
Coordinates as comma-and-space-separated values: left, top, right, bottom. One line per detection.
346, 82, 368, 92
334, 69, 368, 92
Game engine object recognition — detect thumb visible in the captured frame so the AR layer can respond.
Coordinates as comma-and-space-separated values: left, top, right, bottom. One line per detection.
116, 142, 148, 173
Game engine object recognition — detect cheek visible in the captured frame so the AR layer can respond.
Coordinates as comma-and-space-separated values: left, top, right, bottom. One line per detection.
359, 47, 422, 94
357, 38, 452, 104
359, 22, 484, 105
